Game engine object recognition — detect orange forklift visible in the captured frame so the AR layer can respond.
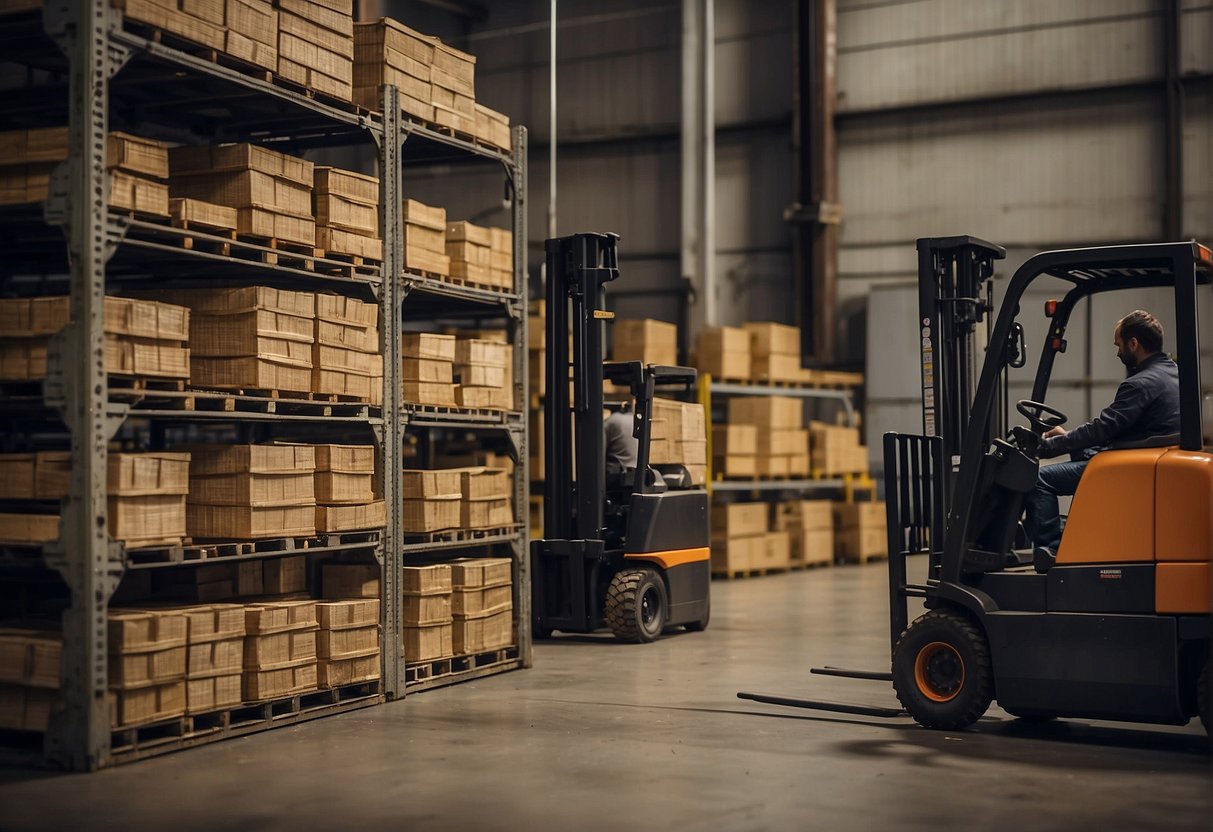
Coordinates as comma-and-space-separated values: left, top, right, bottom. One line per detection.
742, 237, 1211, 732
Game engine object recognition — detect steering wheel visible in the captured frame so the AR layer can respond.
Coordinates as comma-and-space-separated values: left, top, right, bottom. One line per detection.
1016, 399, 1067, 433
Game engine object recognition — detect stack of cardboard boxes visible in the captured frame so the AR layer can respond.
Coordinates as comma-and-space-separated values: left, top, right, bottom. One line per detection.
402, 199, 451, 277
226, 0, 278, 71
775, 500, 834, 568
649, 398, 707, 486
833, 501, 888, 563
429, 38, 476, 136
488, 226, 512, 290
169, 143, 315, 248
450, 558, 512, 655
459, 468, 513, 531
694, 325, 750, 381
402, 331, 457, 406
277, 0, 354, 102
108, 609, 187, 729
315, 598, 380, 688
474, 104, 512, 152
454, 336, 512, 410
445, 220, 494, 289
242, 600, 319, 701
0, 629, 61, 732
727, 396, 808, 479
810, 421, 870, 477
401, 564, 453, 663
313, 166, 382, 262
314, 293, 382, 404
613, 318, 677, 366
710, 502, 790, 575
745, 322, 802, 384
179, 603, 245, 715
186, 444, 317, 540
353, 18, 435, 120
0, 295, 190, 385
712, 423, 757, 480
401, 468, 461, 534
313, 444, 384, 534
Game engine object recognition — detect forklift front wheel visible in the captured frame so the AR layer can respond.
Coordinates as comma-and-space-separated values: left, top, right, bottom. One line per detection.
605, 568, 668, 643
892, 610, 993, 730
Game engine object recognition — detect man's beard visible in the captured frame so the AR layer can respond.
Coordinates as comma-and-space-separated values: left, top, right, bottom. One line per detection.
1119, 351, 1137, 374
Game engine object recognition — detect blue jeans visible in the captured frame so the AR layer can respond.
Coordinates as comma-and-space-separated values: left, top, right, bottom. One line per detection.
1024, 459, 1088, 551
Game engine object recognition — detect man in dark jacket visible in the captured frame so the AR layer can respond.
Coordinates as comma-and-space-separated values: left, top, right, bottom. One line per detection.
1025, 309, 1180, 553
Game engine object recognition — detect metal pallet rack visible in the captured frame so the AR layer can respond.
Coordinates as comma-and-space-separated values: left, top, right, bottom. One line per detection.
0, 1, 528, 770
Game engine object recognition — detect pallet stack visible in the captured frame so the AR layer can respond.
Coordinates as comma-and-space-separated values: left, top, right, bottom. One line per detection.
613, 318, 677, 366
314, 293, 382, 404
316, 599, 380, 689
710, 502, 789, 575
695, 325, 750, 381
0, 295, 190, 386
401, 564, 453, 663
108, 609, 187, 729
186, 444, 317, 540
353, 18, 436, 121
810, 421, 870, 477
775, 500, 834, 568
0, 629, 61, 732
313, 444, 384, 534
459, 468, 513, 531
402, 199, 451, 277
226, 0, 278, 71
178, 603, 246, 715
833, 501, 888, 563
429, 38, 476, 136
169, 143, 315, 248
402, 331, 457, 406
488, 226, 513, 290
745, 322, 801, 384
277, 0, 355, 102
242, 600, 319, 701
649, 398, 707, 485
450, 558, 512, 655
160, 286, 315, 394
313, 167, 382, 263
446, 220, 494, 289
401, 468, 461, 534
727, 396, 807, 479
454, 336, 512, 410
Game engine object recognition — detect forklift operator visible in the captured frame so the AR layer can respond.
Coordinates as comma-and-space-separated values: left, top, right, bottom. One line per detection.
603, 405, 639, 475
1024, 309, 1180, 554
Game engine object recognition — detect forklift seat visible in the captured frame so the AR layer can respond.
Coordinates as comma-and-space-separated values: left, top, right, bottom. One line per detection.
1107, 433, 1180, 451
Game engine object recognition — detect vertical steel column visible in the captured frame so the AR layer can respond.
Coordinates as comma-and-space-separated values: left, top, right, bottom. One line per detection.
547, 0, 557, 241
43, 0, 122, 771
511, 125, 533, 668
1162, 0, 1183, 240
681, 0, 715, 335
790, 0, 839, 364
378, 85, 404, 698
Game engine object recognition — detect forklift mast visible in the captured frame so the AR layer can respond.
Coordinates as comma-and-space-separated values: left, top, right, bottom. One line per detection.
543, 232, 620, 542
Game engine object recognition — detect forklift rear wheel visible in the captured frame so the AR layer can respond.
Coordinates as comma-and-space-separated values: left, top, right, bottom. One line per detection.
605, 568, 668, 643
892, 609, 993, 730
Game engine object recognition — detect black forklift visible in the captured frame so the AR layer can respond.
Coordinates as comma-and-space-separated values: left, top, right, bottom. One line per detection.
531, 232, 711, 643
742, 237, 1211, 732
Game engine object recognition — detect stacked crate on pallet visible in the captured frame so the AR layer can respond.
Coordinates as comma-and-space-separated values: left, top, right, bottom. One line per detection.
108, 609, 187, 729
710, 502, 778, 575
186, 444, 317, 540
649, 398, 707, 486
402, 331, 457, 406
454, 335, 513, 411
316, 599, 380, 688
277, 0, 354, 102
314, 293, 382, 403
169, 143, 316, 248
0, 128, 171, 217
226, 0, 278, 71
401, 468, 461, 535
177, 604, 245, 714
429, 37, 476, 136
613, 318, 677, 367
242, 600, 319, 700
264, 555, 308, 595
744, 322, 802, 384
833, 501, 888, 564
112, 0, 226, 51
0, 629, 61, 732
727, 396, 805, 479
402, 199, 450, 277
809, 421, 870, 477
775, 500, 834, 568
487, 226, 513, 290
694, 325, 750, 381
157, 286, 315, 394
313, 167, 382, 263
458, 467, 513, 531
0, 295, 190, 385
402, 564, 453, 664
321, 562, 379, 600
313, 444, 385, 534
712, 424, 756, 480
353, 17, 435, 121
474, 104, 512, 153
446, 220, 494, 289
450, 558, 513, 655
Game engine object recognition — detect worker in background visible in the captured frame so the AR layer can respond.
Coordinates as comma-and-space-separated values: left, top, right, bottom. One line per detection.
604, 404, 638, 475
1024, 309, 1180, 555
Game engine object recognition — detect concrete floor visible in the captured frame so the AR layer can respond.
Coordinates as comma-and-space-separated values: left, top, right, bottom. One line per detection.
0, 561, 1209, 832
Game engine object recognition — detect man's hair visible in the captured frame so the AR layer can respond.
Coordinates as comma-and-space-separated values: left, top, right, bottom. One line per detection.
1117, 310, 1164, 354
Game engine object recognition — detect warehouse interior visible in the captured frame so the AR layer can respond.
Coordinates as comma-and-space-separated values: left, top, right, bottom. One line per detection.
0, 1, 1210, 830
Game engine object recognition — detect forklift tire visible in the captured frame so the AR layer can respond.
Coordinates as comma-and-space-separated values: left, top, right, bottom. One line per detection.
892, 609, 993, 731
605, 568, 668, 643
684, 597, 710, 632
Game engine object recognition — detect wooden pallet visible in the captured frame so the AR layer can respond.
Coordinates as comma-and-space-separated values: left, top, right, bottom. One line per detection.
839, 552, 888, 566
405, 646, 519, 688
401, 525, 520, 545
125, 531, 379, 565
787, 559, 833, 571
122, 387, 378, 419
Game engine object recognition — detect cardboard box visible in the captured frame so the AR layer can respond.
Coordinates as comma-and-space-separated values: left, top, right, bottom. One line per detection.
186, 504, 316, 539
116, 0, 226, 49
108, 609, 188, 653
651, 398, 706, 441
461, 498, 513, 530
106, 132, 169, 180
755, 429, 809, 457
833, 501, 887, 531
744, 322, 800, 357
756, 531, 791, 570
837, 526, 888, 562
711, 502, 768, 538
403, 246, 451, 276
755, 455, 791, 478
322, 563, 379, 599
402, 564, 451, 595
403, 358, 454, 384
0, 685, 59, 732
613, 319, 677, 366
108, 643, 187, 688
452, 608, 511, 655
452, 584, 512, 617
474, 103, 512, 151
710, 536, 761, 574
777, 500, 833, 531
459, 468, 510, 500
244, 599, 318, 634
713, 453, 756, 479
402, 469, 461, 500
316, 226, 383, 260
316, 626, 378, 662
695, 326, 750, 380
353, 18, 436, 115
0, 454, 36, 500
792, 527, 834, 567
751, 353, 803, 383
402, 593, 451, 626
712, 424, 757, 456
317, 598, 379, 630
0, 629, 62, 689
405, 223, 446, 254
110, 680, 186, 728
402, 622, 452, 663
170, 197, 238, 231
317, 291, 378, 330
317, 654, 379, 688
242, 662, 317, 701
446, 220, 492, 247
109, 494, 187, 547
316, 500, 385, 533
188, 469, 315, 507
449, 557, 511, 588
0, 513, 58, 544
402, 199, 446, 231
728, 396, 802, 430
402, 497, 460, 532
104, 170, 166, 219
186, 673, 242, 713
402, 332, 456, 361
